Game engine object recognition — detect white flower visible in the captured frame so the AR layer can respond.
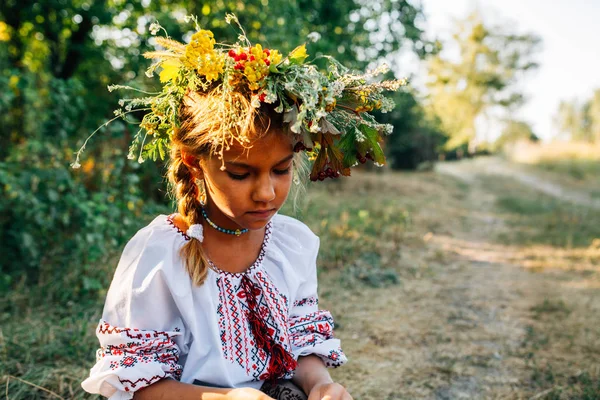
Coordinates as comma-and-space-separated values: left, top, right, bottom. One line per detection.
264, 91, 277, 104
380, 97, 395, 113
307, 32, 321, 43
225, 13, 238, 24
149, 22, 161, 35
284, 81, 296, 91
315, 109, 327, 119
251, 95, 261, 108
70, 160, 81, 169
329, 81, 345, 98
309, 121, 321, 133
355, 127, 366, 142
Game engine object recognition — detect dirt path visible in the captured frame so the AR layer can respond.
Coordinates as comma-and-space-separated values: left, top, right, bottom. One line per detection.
325, 161, 600, 399
436, 156, 600, 210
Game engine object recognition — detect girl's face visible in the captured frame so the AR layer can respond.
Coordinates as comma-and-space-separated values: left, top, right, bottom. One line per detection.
198, 131, 294, 231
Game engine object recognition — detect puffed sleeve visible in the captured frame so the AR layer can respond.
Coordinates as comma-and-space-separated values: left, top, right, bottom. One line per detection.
81, 220, 189, 399
288, 234, 348, 368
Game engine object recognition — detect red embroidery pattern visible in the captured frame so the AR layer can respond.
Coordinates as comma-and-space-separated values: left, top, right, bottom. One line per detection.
217, 272, 296, 381
288, 310, 345, 366
166, 214, 190, 240
324, 347, 345, 367
217, 275, 251, 373
96, 321, 183, 392
292, 296, 318, 308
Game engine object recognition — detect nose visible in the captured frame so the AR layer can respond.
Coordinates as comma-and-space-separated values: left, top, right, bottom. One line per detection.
252, 174, 276, 204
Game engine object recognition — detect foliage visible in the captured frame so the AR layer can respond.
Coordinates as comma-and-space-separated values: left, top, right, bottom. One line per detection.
553, 89, 600, 143
378, 89, 447, 169
494, 119, 538, 151
0, 0, 429, 300
426, 12, 541, 151
93, 16, 406, 181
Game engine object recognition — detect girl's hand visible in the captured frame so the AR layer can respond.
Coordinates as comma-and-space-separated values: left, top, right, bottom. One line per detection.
307, 382, 353, 400
227, 387, 275, 400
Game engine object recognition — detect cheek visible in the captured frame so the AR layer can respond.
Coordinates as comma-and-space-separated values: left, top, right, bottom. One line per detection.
276, 174, 293, 199
205, 175, 249, 208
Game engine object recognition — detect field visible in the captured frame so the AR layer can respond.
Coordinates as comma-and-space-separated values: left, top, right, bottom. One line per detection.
2, 157, 600, 399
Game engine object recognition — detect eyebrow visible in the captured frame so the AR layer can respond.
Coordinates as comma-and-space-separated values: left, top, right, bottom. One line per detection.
225, 154, 294, 169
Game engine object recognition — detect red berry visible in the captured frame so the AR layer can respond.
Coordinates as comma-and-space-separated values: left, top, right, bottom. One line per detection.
259, 93, 266, 102
325, 167, 334, 176
264, 49, 270, 56
318, 172, 326, 180
264, 59, 271, 66
310, 175, 318, 182
234, 63, 245, 70
249, 55, 255, 61
228, 49, 237, 58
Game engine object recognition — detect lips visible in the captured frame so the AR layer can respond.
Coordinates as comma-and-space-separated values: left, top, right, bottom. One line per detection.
247, 209, 275, 218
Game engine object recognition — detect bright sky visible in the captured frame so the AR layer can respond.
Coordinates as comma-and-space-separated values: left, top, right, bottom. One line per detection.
411, 0, 600, 141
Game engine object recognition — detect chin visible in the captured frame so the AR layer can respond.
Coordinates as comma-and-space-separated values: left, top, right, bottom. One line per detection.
241, 211, 277, 230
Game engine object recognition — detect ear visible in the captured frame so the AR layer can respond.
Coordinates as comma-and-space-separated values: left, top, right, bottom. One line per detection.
181, 151, 204, 179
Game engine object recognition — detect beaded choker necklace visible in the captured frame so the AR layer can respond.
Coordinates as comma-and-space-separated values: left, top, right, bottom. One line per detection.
201, 208, 249, 236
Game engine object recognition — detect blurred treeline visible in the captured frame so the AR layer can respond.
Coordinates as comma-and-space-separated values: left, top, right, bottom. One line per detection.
0, 1, 541, 303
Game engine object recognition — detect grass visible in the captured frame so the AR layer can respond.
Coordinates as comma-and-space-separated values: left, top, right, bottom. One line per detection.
488, 176, 600, 248
2, 164, 600, 399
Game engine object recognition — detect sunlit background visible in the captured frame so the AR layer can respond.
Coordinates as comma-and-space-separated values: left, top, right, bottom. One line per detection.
417, 0, 600, 141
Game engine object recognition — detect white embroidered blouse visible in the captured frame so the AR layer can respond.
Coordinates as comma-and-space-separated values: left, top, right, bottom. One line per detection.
81, 213, 347, 400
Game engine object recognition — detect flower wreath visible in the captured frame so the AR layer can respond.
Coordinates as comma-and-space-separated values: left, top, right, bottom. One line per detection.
72, 14, 407, 181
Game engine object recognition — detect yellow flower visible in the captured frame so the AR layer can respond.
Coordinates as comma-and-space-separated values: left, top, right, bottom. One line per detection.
289, 44, 308, 64
159, 59, 182, 83
0, 22, 10, 42
182, 29, 225, 81
185, 29, 216, 67
269, 49, 282, 65
197, 52, 225, 81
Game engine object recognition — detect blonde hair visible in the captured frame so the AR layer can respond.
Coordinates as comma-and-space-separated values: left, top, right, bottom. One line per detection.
167, 90, 298, 286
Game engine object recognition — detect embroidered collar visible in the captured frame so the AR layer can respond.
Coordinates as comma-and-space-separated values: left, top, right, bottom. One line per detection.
166, 214, 272, 276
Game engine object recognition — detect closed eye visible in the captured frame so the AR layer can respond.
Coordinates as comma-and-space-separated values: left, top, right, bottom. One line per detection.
273, 168, 291, 175
227, 172, 249, 180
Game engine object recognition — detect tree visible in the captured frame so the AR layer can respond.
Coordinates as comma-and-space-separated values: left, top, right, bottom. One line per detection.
554, 89, 600, 142
379, 90, 446, 169
426, 12, 541, 152
494, 119, 538, 151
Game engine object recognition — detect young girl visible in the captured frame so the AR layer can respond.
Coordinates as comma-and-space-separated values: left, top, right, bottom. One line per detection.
77, 14, 405, 400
